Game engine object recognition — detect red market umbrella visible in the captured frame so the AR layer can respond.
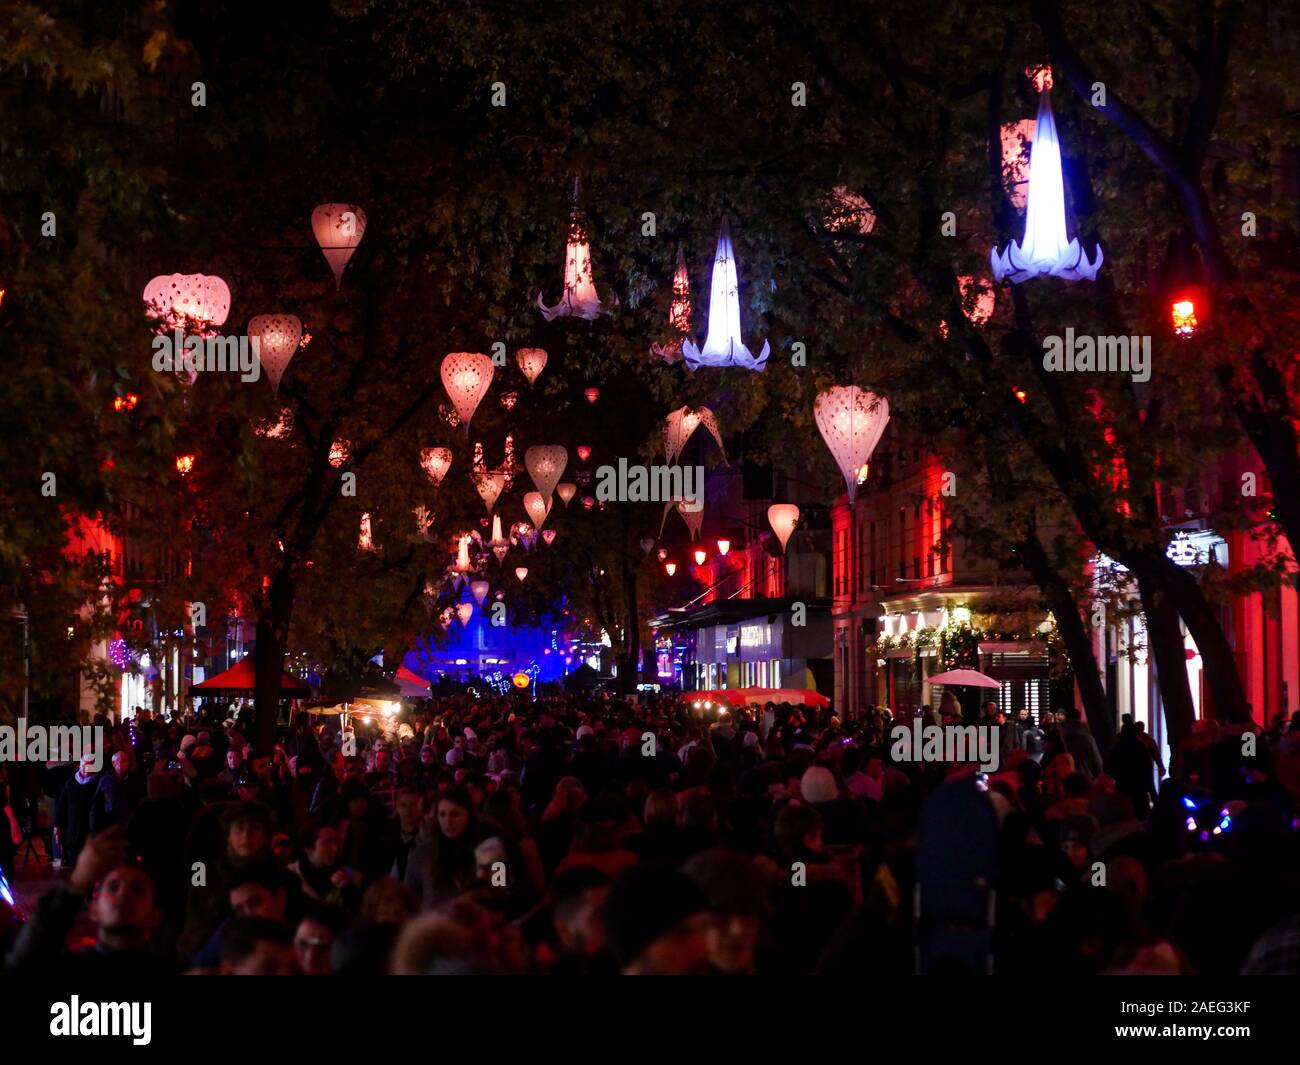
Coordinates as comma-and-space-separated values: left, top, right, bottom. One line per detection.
394, 665, 431, 699
925, 668, 1002, 689
733, 687, 831, 708
191, 657, 311, 697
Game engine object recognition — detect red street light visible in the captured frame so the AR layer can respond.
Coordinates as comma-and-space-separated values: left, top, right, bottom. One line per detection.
664, 562, 677, 576
716, 538, 731, 556
1171, 296, 1198, 337
693, 548, 707, 566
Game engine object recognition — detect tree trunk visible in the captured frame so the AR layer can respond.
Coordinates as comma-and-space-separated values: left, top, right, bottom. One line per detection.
1138, 573, 1196, 757
252, 565, 296, 755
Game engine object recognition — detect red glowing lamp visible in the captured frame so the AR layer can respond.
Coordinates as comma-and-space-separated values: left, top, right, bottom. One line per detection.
693, 548, 707, 566
576, 445, 592, 462
584, 387, 600, 404
1013, 387, 1028, 404
716, 538, 731, 556
175, 454, 195, 475
113, 393, 139, 412
1171, 296, 1199, 337
664, 562, 677, 576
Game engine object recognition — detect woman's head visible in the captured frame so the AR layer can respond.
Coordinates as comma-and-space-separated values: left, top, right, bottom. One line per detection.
434, 788, 475, 842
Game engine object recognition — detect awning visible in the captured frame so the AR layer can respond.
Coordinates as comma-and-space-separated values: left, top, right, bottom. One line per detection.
191, 657, 311, 697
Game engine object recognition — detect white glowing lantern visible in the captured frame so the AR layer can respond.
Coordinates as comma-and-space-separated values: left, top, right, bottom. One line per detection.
311, 204, 367, 289
541, 529, 557, 546
525, 445, 568, 503
358, 513, 376, 552
488, 513, 510, 561
515, 567, 528, 582
681, 218, 769, 372
664, 406, 726, 465
142, 273, 232, 335
524, 491, 552, 531
991, 90, 1102, 283
516, 347, 548, 386
474, 470, 506, 514
676, 499, 704, 540
455, 602, 474, 626
814, 386, 890, 505
767, 504, 800, 553
441, 352, 494, 433
328, 440, 350, 468
470, 580, 490, 607
450, 533, 475, 578
824, 187, 876, 239
537, 183, 605, 321
420, 447, 452, 485
556, 482, 577, 507
247, 314, 302, 396
651, 246, 692, 363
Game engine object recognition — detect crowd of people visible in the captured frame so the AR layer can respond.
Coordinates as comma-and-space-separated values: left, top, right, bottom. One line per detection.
2, 690, 1300, 975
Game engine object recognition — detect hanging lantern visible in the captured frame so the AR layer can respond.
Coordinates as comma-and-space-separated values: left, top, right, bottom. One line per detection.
516, 347, 548, 385
450, 532, 475, 579
441, 352, 494, 433
716, 539, 731, 556
664, 406, 726, 465
420, 447, 452, 485
641, 538, 656, 554
681, 217, 769, 372
1013, 386, 1028, 404
657, 548, 668, 562
991, 89, 1102, 283
767, 504, 800, 553
311, 204, 368, 289
665, 562, 677, 576
525, 446, 568, 503
814, 386, 890, 505
489, 513, 510, 561
536, 180, 606, 321
474, 470, 506, 514
455, 602, 475, 626
541, 529, 557, 546
576, 445, 592, 463
693, 548, 707, 566
247, 314, 302, 396
999, 119, 1037, 214
651, 246, 692, 362
515, 567, 528, 582
676, 499, 704, 540
524, 491, 552, 531
470, 580, 490, 607
358, 513, 376, 552
113, 393, 139, 412
557, 483, 577, 507
584, 387, 600, 404
142, 274, 231, 335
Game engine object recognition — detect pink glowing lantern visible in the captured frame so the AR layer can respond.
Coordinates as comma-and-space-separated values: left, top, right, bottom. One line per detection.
515, 567, 528, 582
556, 483, 577, 507
441, 352, 494, 434
537, 181, 605, 321
581, 496, 595, 510
767, 504, 800, 553
576, 445, 592, 463
584, 387, 600, 404
474, 470, 506, 514
247, 314, 302, 396
311, 204, 367, 289
542, 529, 557, 546
525, 446, 568, 503
516, 347, 548, 386
814, 386, 890, 505
524, 491, 552, 531
651, 246, 692, 363
664, 406, 726, 465
470, 580, 490, 607
455, 602, 474, 626
142, 274, 231, 334
681, 218, 769, 372
420, 447, 452, 485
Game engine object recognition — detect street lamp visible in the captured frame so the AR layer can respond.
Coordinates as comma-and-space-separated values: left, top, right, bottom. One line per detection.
716, 538, 731, 556
664, 562, 677, 576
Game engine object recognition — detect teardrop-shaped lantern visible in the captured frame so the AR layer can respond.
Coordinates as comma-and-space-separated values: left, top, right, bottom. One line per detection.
681, 218, 769, 372
143, 274, 231, 335
524, 491, 552, 531
814, 386, 890, 505
525, 446, 568, 503
651, 246, 691, 363
767, 504, 800, 553
664, 406, 726, 465
677, 499, 704, 540
556, 483, 577, 507
311, 204, 368, 289
516, 347, 548, 385
576, 445, 592, 463
641, 538, 655, 554
470, 580, 490, 607
456, 602, 475, 626
420, 447, 452, 485
584, 387, 600, 404
515, 567, 528, 582
536, 181, 605, 321
441, 352, 494, 433
541, 529, 557, 546
474, 470, 506, 513
990, 89, 1102, 283
247, 314, 302, 396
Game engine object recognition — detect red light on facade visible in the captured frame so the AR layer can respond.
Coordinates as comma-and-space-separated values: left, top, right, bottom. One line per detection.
664, 562, 677, 576
716, 539, 730, 556
693, 548, 707, 565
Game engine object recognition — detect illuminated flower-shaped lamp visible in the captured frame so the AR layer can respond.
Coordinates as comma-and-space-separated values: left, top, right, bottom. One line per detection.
541, 529, 557, 546
247, 314, 302, 396
489, 514, 510, 561
470, 580, 490, 607
175, 454, 195, 476
441, 352, 494, 435
524, 491, 552, 532
420, 447, 452, 485
663, 406, 726, 465
651, 246, 692, 363
676, 499, 704, 541
449, 533, 475, 585
537, 181, 606, 321
823, 187, 877, 242
990, 88, 1102, 283
767, 504, 800, 553
515, 567, 529, 582
525, 446, 568, 505
556, 483, 577, 507
311, 204, 367, 289
657, 548, 668, 562
516, 347, 548, 385
474, 470, 506, 514
681, 218, 769, 372
814, 386, 890, 505
581, 496, 596, 511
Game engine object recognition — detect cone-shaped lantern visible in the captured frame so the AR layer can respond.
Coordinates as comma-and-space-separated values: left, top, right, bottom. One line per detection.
541, 529, 557, 546
767, 504, 800, 553
441, 352, 494, 433
524, 491, 552, 531
311, 204, 367, 289
537, 181, 605, 321
516, 347, 548, 386
421, 447, 452, 485
489, 513, 510, 561
664, 406, 727, 465
525, 445, 568, 503
474, 470, 506, 513
556, 483, 577, 507
143, 274, 232, 335
651, 246, 691, 363
991, 90, 1102, 283
247, 314, 302, 396
814, 386, 890, 505
470, 580, 490, 607
681, 218, 769, 372
515, 567, 528, 582
676, 499, 704, 540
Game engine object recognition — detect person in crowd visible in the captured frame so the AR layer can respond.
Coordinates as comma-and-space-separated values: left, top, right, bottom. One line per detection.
53, 753, 99, 870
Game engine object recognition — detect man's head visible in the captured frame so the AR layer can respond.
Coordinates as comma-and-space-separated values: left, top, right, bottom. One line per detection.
111, 751, 131, 778
294, 913, 337, 976
219, 917, 297, 975
304, 824, 341, 868
89, 865, 160, 950
682, 850, 768, 975
228, 869, 288, 922
604, 866, 711, 975
221, 802, 273, 863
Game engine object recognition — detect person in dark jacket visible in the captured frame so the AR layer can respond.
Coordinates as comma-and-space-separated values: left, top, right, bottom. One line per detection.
1056, 708, 1104, 781
90, 751, 142, 834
